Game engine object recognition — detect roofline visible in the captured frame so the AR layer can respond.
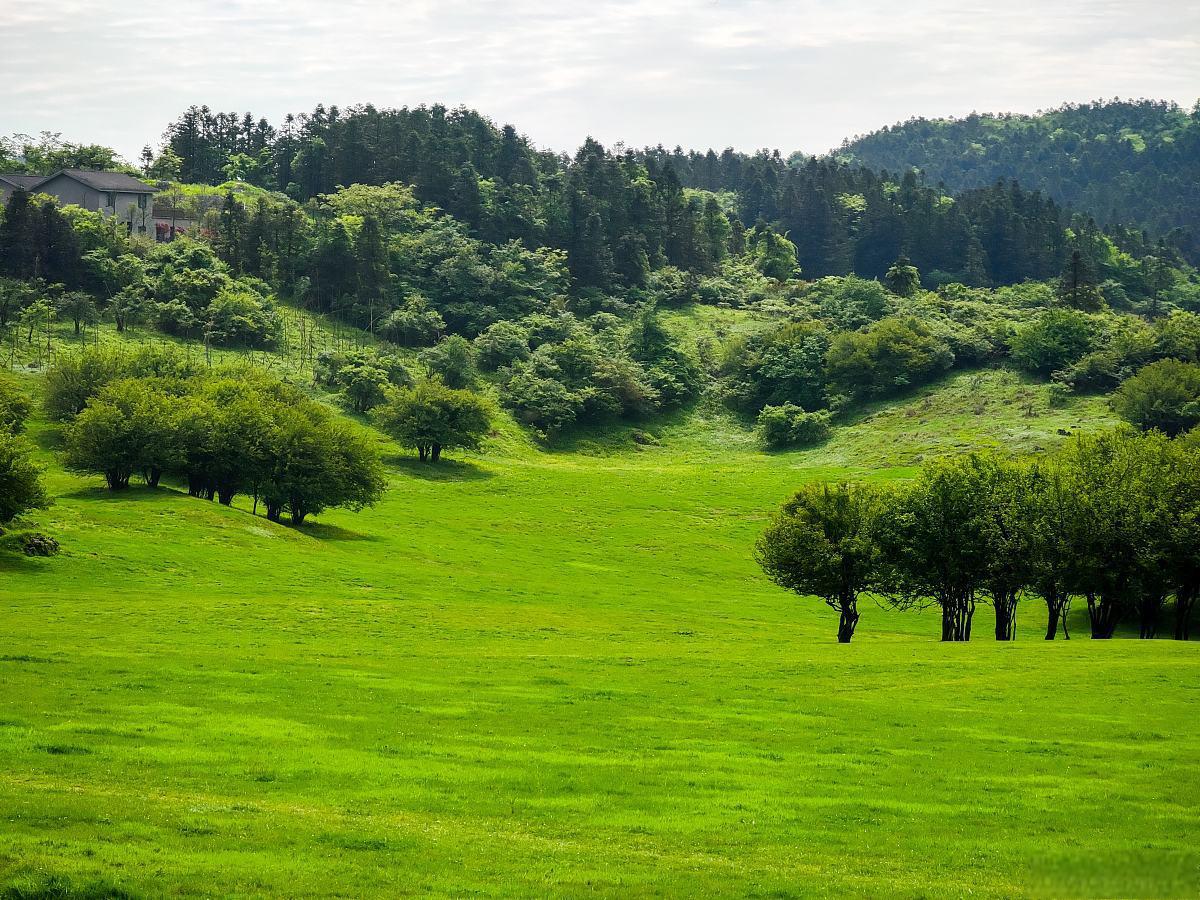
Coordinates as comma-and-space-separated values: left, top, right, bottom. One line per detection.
38, 169, 158, 193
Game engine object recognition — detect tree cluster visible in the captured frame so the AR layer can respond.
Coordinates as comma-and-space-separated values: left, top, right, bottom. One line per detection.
758, 430, 1200, 643
53, 347, 384, 524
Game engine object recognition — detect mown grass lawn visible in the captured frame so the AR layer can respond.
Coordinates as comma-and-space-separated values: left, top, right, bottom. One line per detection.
1, 369, 1197, 897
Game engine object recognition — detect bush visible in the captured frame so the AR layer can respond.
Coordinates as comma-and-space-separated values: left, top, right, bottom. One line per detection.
380, 295, 444, 347
44, 344, 201, 421
1111, 359, 1200, 436
420, 335, 476, 389
204, 286, 282, 348
1011, 308, 1095, 376
0, 376, 33, 434
314, 348, 411, 412
474, 321, 530, 370
825, 317, 954, 401
502, 365, 583, 437
757, 404, 832, 449
12, 531, 60, 556
0, 432, 48, 525
722, 321, 830, 414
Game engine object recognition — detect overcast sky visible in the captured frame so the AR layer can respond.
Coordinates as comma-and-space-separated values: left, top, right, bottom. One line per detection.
4, 0, 1198, 163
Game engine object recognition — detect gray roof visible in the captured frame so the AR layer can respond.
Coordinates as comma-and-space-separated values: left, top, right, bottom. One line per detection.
0, 174, 45, 189
44, 169, 157, 193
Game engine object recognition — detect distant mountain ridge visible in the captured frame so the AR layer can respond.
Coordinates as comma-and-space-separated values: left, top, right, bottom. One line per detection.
835, 99, 1200, 259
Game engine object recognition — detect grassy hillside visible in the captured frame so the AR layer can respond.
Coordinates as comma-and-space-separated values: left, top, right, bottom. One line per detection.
3, 324, 1199, 897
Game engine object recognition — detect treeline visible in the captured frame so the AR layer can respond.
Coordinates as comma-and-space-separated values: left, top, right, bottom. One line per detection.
155, 102, 1168, 290
47, 345, 384, 523
836, 99, 1200, 263
758, 430, 1200, 642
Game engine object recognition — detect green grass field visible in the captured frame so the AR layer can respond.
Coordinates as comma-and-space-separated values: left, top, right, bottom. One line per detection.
2, 345, 1199, 897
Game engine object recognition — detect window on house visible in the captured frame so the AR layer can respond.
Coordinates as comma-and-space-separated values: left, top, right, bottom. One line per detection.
105, 191, 116, 207
138, 194, 147, 209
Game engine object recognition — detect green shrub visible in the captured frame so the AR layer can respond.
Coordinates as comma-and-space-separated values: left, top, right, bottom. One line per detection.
1010, 308, 1095, 376
757, 404, 832, 450
1112, 359, 1200, 435
0, 377, 33, 434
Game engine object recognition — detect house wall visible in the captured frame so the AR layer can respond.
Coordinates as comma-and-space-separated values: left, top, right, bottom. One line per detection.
35, 174, 99, 210
34, 174, 155, 239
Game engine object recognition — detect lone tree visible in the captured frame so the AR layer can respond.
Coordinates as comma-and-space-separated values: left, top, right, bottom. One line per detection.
373, 379, 491, 462
756, 482, 880, 643
1057, 249, 1103, 311
884, 255, 921, 297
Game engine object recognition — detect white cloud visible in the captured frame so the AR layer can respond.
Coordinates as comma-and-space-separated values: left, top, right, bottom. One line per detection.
1, 0, 1197, 162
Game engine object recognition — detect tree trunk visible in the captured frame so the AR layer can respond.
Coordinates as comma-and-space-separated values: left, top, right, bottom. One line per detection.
836, 599, 859, 644
418, 446, 428, 462
145, 466, 161, 488
1043, 591, 1071, 640
1175, 589, 1196, 641
994, 591, 1018, 641
1087, 593, 1120, 639
431, 444, 442, 462
265, 503, 282, 523
187, 472, 206, 497
1138, 594, 1165, 639
218, 487, 235, 506
941, 596, 973, 641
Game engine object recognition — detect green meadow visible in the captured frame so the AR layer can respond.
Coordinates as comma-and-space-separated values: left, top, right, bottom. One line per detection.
2, 351, 1199, 897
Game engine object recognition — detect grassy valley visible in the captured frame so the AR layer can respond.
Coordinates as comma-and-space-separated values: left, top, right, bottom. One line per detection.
6, 314, 1197, 897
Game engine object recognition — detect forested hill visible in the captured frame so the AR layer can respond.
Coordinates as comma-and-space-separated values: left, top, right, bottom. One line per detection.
834, 100, 1200, 259
157, 102, 1184, 290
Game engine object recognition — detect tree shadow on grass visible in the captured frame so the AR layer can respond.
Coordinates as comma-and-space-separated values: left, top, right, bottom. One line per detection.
0, 550, 49, 574
293, 521, 380, 542
387, 456, 495, 482
59, 484, 183, 502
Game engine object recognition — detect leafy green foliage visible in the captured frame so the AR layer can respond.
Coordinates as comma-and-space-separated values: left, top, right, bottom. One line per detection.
1112, 359, 1200, 435
0, 431, 47, 525
1010, 308, 1095, 376
825, 317, 953, 401
756, 483, 880, 641
756, 405, 832, 450
373, 379, 492, 462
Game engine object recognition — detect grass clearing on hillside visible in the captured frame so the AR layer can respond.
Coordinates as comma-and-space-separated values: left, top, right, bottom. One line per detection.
2, 347, 1196, 898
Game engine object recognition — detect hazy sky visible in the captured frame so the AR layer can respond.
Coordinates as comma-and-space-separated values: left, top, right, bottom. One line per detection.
4, 0, 1198, 163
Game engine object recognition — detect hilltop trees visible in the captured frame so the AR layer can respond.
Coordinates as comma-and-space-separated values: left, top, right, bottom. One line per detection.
756, 483, 880, 642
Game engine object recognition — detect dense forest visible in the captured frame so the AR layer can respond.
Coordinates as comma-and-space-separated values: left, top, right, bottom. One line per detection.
153, 102, 1190, 289
836, 99, 1200, 263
